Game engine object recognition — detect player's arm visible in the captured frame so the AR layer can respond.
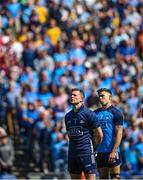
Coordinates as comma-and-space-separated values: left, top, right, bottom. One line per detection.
112, 125, 123, 152
93, 126, 103, 151
88, 111, 103, 150
108, 125, 123, 162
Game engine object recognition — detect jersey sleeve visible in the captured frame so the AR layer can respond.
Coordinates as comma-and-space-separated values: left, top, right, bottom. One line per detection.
114, 109, 124, 126
87, 110, 100, 129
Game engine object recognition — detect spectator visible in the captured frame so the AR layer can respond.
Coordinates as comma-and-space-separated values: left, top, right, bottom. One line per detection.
136, 134, 143, 171
5, 81, 20, 136
0, 128, 14, 174
124, 138, 138, 174
46, 19, 61, 47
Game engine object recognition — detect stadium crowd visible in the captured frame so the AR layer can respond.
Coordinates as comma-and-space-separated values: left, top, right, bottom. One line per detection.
0, 0, 143, 178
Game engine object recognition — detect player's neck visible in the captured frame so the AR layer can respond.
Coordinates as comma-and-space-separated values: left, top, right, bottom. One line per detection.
102, 102, 112, 109
73, 103, 83, 112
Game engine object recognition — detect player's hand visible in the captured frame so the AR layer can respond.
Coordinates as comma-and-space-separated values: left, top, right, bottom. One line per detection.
108, 151, 116, 163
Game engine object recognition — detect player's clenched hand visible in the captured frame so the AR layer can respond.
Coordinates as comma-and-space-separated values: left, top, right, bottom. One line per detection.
108, 151, 116, 163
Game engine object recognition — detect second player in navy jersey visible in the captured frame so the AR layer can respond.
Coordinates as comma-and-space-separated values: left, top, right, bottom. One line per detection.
94, 88, 124, 180
65, 88, 103, 180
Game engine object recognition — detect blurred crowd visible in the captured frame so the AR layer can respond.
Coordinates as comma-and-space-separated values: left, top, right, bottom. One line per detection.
0, 0, 143, 178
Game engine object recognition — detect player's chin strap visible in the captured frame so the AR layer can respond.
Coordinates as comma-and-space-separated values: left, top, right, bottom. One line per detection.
110, 173, 120, 179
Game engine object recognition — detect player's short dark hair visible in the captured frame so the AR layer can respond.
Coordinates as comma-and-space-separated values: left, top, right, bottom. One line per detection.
97, 88, 112, 95
71, 88, 85, 98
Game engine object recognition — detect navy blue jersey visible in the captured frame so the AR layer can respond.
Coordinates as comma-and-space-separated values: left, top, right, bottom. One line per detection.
65, 105, 100, 157
94, 105, 123, 153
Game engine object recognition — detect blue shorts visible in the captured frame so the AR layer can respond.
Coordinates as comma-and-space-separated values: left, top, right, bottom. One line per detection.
96, 152, 122, 168
68, 154, 96, 174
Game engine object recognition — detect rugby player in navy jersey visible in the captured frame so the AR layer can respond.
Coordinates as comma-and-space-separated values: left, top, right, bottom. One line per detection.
65, 88, 103, 180
95, 88, 124, 179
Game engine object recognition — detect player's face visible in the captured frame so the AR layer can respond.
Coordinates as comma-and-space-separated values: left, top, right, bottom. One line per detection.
70, 90, 83, 105
98, 91, 111, 107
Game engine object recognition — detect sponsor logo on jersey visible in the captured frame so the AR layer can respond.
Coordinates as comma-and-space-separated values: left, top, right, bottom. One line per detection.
69, 126, 83, 136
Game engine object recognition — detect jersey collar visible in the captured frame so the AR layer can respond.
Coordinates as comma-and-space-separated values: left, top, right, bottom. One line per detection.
73, 104, 84, 113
